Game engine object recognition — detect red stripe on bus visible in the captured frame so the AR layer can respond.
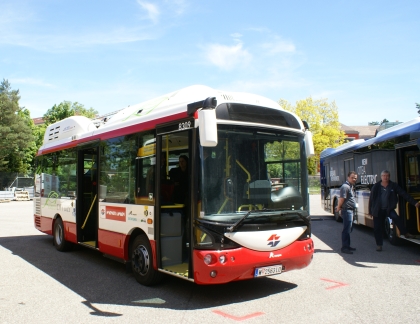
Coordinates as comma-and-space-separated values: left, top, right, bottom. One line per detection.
38, 112, 188, 155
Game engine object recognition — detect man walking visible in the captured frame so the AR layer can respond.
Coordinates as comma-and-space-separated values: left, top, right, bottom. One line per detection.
368, 170, 420, 251
335, 171, 358, 254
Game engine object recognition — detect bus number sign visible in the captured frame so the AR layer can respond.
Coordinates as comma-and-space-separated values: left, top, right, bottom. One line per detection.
179, 121, 191, 130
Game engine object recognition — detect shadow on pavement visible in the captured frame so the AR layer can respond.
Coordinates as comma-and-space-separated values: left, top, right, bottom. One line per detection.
309, 212, 420, 268
0, 234, 297, 311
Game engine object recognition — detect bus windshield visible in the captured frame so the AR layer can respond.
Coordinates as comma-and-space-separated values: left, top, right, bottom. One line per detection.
199, 125, 307, 220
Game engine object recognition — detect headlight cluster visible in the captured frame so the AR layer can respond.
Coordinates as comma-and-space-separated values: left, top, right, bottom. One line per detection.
303, 241, 314, 251
203, 253, 232, 266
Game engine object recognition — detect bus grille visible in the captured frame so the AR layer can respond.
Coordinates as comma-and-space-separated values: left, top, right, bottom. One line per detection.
35, 216, 41, 228
35, 198, 41, 215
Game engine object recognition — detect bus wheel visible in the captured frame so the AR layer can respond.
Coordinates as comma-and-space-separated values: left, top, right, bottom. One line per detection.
385, 217, 399, 245
53, 217, 72, 252
131, 235, 162, 286
333, 199, 342, 222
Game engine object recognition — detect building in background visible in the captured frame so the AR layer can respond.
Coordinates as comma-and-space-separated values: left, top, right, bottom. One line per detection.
340, 124, 379, 141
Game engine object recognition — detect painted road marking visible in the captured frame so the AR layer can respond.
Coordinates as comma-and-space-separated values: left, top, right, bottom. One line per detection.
212, 310, 264, 321
321, 278, 348, 290
132, 298, 166, 304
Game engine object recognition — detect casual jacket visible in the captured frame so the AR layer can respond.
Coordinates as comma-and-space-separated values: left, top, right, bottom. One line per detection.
369, 180, 417, 217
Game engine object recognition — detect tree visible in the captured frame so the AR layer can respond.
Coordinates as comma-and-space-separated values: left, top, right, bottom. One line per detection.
0, 79, 35, 173
43, 101, 98, 126
278, 97, 345, 175
369, 119, 389, 126
416, 103, 420, 115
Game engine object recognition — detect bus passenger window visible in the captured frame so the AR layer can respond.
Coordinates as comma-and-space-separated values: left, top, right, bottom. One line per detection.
135, 133, 156, 205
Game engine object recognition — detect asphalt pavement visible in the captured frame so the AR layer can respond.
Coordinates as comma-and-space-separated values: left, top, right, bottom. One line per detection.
1, 197, 419, 324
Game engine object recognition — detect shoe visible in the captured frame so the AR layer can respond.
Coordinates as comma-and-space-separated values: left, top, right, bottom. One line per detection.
376, 246, 382, 252
348, 247, 356, 251
341, 248, 353, 254
403, 233, 415, 239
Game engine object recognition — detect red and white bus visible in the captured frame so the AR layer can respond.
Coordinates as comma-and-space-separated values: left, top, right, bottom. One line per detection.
34, 85, 315, 285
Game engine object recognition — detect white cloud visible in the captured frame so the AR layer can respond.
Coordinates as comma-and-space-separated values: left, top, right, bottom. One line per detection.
205, 42, 252, 70
165, 0, 189, 15
311, 90, 341, 100
0, 26, 157, 52
10, 78, 56, 88
230, 32, 243, 39
137, 1, 160, 24
261, 39, 296, 55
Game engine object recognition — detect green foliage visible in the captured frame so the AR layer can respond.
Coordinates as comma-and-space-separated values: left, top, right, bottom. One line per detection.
0, 79, 35, 173
43, 101, 98, 126
369, 118, 389, 126
416, 103, 420, 115
279, 97, 345, 175
265, 141, 300, 178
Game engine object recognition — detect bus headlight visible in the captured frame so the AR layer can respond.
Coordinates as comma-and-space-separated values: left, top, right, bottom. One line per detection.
219, 255, 227, 264
204, 254, 213, 265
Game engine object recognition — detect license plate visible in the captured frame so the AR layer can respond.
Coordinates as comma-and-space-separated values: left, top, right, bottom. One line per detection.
254, 265, 283, 277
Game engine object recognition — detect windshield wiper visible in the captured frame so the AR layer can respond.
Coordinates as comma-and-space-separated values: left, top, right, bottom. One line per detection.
227, 208, 310, 232
227, 210, 256, 232
264, 208, 310, 227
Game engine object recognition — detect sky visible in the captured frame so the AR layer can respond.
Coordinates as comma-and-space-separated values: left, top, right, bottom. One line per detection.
1, 0, 419, 126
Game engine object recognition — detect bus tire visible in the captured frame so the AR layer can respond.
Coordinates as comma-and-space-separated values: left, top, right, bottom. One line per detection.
131, 235, 163, 286
385, 217, 400, 245
333, 199, 342, 222
53, 217, 72, 252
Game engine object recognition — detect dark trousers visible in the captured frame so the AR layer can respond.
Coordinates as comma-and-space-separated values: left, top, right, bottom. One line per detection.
341, 209, 354, 249
373, 209, 407, 246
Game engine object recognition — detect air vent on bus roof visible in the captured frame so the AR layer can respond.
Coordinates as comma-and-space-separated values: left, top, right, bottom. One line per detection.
48, 125, 61, 141
42, 116, 97, 146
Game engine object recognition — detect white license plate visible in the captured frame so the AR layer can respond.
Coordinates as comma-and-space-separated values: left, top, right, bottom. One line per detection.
254, 265, 283, 277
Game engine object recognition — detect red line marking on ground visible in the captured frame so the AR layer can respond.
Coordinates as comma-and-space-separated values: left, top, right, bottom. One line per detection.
212, 310, 264, 321
320, 278, 349, 290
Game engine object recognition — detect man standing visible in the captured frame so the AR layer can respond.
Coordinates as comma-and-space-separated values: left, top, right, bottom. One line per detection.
368, 170, 420, 251
335, 171, 358, 254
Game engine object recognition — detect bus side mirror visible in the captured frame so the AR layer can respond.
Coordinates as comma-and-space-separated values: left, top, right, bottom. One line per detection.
304, 130, 315, 157
198, 97, 218, 147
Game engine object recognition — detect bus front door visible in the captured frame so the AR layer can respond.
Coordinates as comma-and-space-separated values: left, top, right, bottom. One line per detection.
77, 147, 99, 248
402, 150, 420, 237
156, 127, 193, 280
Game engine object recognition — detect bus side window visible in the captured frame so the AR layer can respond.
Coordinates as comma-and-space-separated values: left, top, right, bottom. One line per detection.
135, 157, 155, 206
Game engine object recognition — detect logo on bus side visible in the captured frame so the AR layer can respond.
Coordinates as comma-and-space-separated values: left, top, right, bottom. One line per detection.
105, 206, 126, 222
267, 234, 281, 247
269, 252, 282, 258
357, 158, 377, 184
329, 167, 340, 181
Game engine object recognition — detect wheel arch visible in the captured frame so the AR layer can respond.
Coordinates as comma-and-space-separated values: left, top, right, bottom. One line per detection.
385, 216, 400, 245
331, 196, 337, 214
125, 227, 158, 270
52, 213, 62, 232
